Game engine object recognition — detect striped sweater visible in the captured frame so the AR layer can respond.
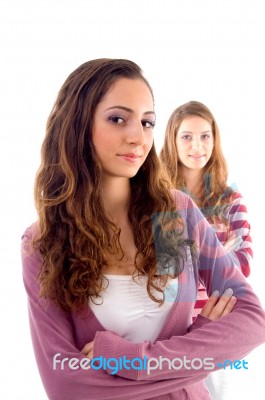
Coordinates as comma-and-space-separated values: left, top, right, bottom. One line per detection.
193, 191, 252, 318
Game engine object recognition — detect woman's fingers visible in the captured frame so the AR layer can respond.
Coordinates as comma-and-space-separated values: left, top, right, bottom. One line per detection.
224, 236, 243, 252
200, 290, 220, 318
200, 288, 237, 321
219, 295, 237, 317
81, 341, 94, 358
211, 288, 234, 319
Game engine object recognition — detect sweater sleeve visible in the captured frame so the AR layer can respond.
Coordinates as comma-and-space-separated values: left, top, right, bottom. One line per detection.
93, 197, 265, 382
221, 192, 252, 277
22, 227, 210, 400
193, 191, 252, 317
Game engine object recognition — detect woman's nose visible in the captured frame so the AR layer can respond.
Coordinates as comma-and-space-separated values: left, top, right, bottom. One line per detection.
191, 137, 202, 151
126, 122, 146, 145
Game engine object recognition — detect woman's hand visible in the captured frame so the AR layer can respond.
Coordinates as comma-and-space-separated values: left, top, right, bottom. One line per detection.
224, 235, 243, 252
81, 340, 94, 359
200, 288, 237, 320
81, 289, 236, 359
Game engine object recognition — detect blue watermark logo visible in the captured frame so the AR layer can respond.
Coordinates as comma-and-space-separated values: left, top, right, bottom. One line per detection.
216, 359, 248, 370
53, 353, 248, 375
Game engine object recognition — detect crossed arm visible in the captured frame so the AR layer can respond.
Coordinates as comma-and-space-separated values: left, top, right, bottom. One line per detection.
82, 288, 237, 359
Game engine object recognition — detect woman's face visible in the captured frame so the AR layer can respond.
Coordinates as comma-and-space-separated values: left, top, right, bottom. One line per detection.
92, 78, 155, 180
176, 116, 214, 172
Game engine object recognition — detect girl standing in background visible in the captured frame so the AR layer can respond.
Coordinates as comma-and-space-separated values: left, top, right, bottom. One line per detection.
160, 100, 253, 399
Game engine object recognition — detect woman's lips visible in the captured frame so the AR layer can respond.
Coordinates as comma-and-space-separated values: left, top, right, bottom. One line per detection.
189, 154, 206, 159
117, 153, 142, 162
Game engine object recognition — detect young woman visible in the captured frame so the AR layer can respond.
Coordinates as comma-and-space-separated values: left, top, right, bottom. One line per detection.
160, 100, 252, 315
22, 60, 265, 400
160, 100, 253, 398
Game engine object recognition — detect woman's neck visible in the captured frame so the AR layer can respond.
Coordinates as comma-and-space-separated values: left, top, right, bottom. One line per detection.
182, 168, 203, 201
101, 176, 131, 222
100, 176, 137, 275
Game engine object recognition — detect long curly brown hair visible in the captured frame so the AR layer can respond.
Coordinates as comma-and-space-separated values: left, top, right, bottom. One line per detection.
160, 101, 233, 221
34, 59, 191, 313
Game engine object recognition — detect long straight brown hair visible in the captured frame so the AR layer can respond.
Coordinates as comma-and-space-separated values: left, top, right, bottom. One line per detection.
160, 101, 232, 218
34, 59, 190, 312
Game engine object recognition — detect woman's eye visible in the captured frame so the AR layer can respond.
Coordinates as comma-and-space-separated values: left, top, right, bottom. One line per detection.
142, 120, 156, 129
202, 134, 210, 140
182, 135, 191, 141
108, 116, 125, 124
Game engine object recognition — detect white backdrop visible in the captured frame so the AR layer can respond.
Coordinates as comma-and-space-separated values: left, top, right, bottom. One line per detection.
1, 1, 264, 399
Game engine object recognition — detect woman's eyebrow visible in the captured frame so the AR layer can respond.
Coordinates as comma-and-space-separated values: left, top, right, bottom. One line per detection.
105, 105, 155, 116
180, 130, 212, 134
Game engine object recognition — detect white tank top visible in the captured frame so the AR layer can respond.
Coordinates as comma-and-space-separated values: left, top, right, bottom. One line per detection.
89, 274, 178, 343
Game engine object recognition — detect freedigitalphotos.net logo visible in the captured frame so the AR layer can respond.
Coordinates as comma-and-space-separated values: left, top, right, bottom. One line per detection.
53, 353, 248, 375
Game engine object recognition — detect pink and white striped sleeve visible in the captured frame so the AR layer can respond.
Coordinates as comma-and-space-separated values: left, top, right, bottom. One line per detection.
216, 191, 252, 278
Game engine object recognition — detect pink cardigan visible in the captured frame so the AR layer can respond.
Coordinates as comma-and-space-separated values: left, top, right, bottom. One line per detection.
22, 190, 265, 399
